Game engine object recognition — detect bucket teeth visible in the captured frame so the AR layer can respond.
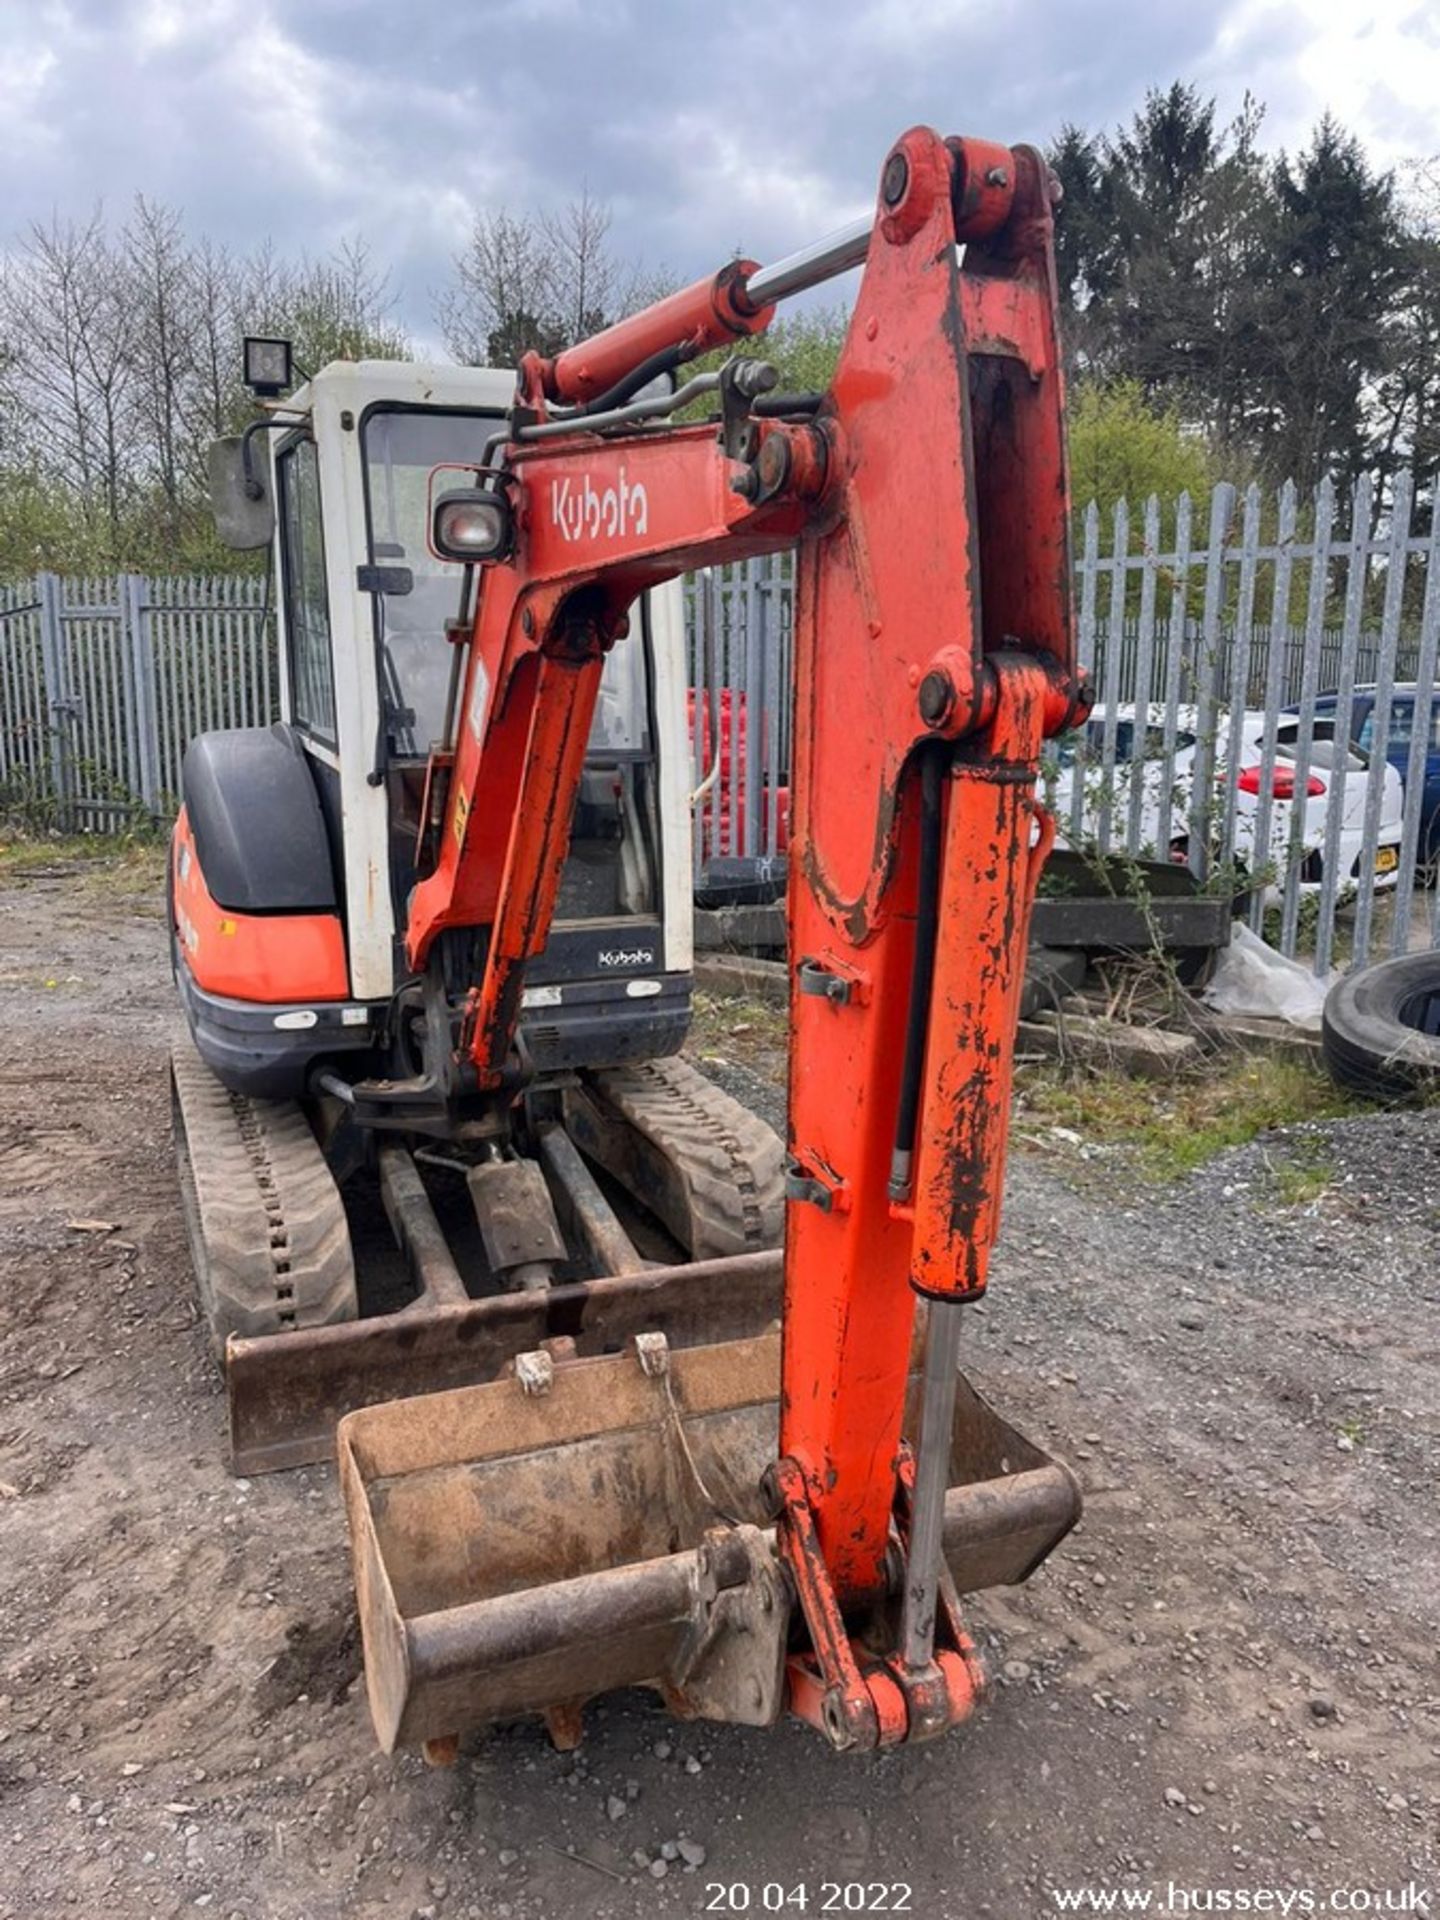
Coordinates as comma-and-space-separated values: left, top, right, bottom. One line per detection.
635, 1330, 670, 1377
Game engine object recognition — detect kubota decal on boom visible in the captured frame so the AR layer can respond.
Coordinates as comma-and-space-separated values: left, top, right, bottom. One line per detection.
549, 468, 649, 544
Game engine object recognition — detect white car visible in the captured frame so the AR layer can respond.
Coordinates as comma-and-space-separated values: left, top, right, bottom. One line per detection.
1042, 704, 1404, 897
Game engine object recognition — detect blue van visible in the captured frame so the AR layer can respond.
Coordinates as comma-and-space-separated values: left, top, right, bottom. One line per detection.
1309, 684, 1440, 869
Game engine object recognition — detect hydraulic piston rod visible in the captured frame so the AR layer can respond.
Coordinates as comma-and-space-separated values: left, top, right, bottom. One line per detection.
528, 217, 874, 407
900, 1300, 964, 1670
527, 135, 1025, 410
743, 214, 873, 306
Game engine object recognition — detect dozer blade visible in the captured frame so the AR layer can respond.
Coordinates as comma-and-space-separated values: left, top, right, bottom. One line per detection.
228, 1249, 782, 1475
337, 1332, 1080, 1753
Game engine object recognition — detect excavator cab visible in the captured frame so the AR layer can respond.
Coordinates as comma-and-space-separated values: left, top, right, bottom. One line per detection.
182, 362, 694, 1102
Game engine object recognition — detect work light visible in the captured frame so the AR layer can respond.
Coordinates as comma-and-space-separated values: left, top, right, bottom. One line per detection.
242, 335, 294, 397
432, 489, 513, 564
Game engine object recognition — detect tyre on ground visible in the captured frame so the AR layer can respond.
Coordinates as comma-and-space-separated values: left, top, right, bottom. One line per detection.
1321, 950, 1440, 1103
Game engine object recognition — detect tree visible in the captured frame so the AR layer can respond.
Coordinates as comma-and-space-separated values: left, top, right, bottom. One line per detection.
0, 203, 412, 573
0, 465, 90, 576
539, 190, 659, 343
437, 195, 665, 367
1046, 87, 1427, 488
123, 195, 196, 541
1256, 116, 1408, 488
439, 209, 559, 365
1052, 84, 1221, 389
0, 210, 136, 547
245, 236, 409, 378
1066, 379, 1213, 522
1049, 86, 1275, 447
1372, 157, 1440, 488
1047, 123, 1123, 378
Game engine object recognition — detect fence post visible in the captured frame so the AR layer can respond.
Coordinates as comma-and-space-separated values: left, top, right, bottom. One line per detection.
1155, 491, 1194, 871
1314, 477, 1375, 975
1278, 477, 1337, 960
1094, 498, 1128, 855
124, 574, 161, 816
1187, 483, 1236, 883
1069, 504, 1100, 846
35, 571, 76, 830
1350, 471, 1413, 970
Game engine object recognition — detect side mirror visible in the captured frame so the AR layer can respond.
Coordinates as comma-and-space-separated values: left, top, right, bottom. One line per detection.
208, 436, 275, 550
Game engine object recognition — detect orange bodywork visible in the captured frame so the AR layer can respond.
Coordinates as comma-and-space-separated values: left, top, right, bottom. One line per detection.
172, 808, 349, 1004
402, 127, 1083, 1743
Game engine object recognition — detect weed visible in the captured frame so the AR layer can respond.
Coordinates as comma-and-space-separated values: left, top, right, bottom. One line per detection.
689, 990, 788, 1070
1268, 1137, 1335, 1207
1016, 1053, 1358, 1182
0, 833, 167, 901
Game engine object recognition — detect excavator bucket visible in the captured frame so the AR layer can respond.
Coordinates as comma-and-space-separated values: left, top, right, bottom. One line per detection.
337, 1328, 1080, 1753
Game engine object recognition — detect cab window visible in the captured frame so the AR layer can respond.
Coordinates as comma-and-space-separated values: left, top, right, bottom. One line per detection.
277, 438, 337, 744
361, 408, 489, 757
363, 405, 659, 922
362, 405, 656, 763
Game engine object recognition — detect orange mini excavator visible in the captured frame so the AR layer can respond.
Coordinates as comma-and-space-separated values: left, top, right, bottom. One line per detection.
174, 124, 1088, 1757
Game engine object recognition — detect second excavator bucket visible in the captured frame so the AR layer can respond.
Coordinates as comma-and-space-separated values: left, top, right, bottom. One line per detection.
337, 1330, 1080, 1754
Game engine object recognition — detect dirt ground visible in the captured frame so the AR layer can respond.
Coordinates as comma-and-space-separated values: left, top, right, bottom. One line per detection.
1, 852, 1436, 1920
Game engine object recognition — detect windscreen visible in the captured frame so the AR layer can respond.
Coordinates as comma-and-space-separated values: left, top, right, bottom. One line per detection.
363, 406, 659, 920
362, 407, 651, 760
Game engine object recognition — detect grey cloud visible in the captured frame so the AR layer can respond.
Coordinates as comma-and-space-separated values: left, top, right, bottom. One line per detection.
0, 0, 1367, 342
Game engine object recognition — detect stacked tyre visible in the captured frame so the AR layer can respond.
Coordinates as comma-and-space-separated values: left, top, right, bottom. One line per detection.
1321, 951, 1440, 1103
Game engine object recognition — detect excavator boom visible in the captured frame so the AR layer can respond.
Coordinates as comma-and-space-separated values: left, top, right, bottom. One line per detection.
339, 124, 1087, 1756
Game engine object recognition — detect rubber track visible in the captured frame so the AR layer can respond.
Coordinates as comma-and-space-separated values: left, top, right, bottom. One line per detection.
580, 1056, 785, 1260
170, 1039, 357, 1359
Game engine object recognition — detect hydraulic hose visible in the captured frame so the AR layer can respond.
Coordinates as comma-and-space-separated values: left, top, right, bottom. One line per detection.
577, 342, 690, 418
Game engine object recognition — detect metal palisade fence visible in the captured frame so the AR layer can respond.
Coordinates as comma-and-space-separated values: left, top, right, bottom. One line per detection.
0, 572, 272, 831
687, 472, 1440, 976
3, 467, 1438, 974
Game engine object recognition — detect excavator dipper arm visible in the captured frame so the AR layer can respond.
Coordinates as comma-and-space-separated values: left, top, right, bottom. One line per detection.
397, 125, 1086, 1749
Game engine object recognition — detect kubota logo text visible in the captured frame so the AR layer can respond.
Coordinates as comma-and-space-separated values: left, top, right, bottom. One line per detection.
550, 468, 649, 544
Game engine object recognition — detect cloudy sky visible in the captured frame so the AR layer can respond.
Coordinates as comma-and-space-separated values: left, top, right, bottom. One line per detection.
1, 0, 1437, 349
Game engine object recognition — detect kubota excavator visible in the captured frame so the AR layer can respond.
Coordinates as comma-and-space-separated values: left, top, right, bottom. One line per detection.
173, 123, 1088, 1759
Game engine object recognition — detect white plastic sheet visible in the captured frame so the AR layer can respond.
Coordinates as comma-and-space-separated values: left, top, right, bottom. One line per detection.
1200, 923, 1334, 1030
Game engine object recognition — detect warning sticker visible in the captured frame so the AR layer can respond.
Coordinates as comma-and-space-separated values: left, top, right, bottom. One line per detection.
467, 656, 493, 743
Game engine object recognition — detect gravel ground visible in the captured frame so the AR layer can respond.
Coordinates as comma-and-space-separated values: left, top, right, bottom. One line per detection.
0, 855, 1436, 1919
